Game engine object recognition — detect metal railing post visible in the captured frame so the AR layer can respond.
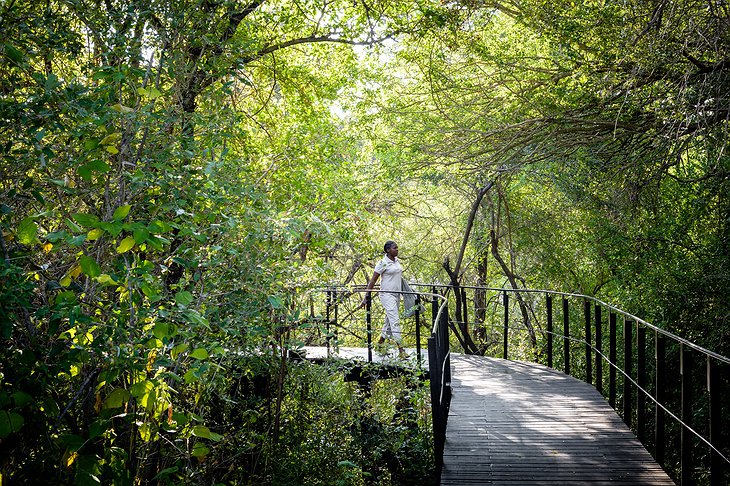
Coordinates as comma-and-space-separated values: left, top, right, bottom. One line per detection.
333, 291, 339, 350
681, 344, 693, 485
655, 332, 666, 466
563, 298, 570, 375
708, 357, 722, 486
584, 300, 592, 385
547, 295, 553, 369
623, 319, 633, 428
326, 289, 332, 357
595, 304, 603, 394
366, 294, 372, 363
427, 335, 443, 472
428, 300, 451, 475
503, 290, 509, 359
637, 325, 646, 443
440, 305, 451, 391
609, 313, 617, 409
415, 295, 422, 366
432, 286, 438, 329
462, 287, 468, 342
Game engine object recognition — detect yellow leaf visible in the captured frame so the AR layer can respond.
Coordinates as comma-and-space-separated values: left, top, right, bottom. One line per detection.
43, 242, 53, 253
139, 422, 155, 442
87, 228, 103, 241
99, 132, 122, 145
116, 236, 135, 253
105, 145, 119, 155
64, 451, 78, 468
96, 274, 117, 285
69, 265, 82, 278
110, 104, 134, 114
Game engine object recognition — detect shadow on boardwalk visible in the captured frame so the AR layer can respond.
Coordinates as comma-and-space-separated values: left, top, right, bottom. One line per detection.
441, 355, 675, 485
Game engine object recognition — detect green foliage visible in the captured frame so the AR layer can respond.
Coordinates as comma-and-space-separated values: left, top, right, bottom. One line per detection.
2, 0, 728, 484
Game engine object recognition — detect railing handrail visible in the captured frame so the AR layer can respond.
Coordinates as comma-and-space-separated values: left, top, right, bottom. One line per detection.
308, 283, 727, 483
312, 285, 449, 334
408, 283, 730, 365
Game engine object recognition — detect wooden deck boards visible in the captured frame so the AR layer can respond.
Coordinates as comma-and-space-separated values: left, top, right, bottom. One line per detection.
441, 355, 675, 485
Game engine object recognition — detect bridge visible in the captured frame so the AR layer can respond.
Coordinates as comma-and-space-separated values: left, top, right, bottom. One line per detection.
300, 285, 729, 485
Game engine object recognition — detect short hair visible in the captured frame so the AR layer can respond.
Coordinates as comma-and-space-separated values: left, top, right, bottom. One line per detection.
383, 240, 397, 253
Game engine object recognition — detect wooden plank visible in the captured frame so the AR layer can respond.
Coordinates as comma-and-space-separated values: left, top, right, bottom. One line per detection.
441, 355, 675, 485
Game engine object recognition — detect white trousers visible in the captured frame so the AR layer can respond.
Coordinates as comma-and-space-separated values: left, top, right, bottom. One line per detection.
379, 293, 401, 342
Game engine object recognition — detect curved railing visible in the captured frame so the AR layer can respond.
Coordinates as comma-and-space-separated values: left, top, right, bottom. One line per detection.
304, 284, 728, 485
410, 283, 729, 486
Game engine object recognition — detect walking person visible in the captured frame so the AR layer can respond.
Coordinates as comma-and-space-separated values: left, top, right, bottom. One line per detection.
361, 240, 408, 358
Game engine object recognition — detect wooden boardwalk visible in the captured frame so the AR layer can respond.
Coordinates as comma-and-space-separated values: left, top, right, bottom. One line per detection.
300, 346, 428, 367
442, 355, 675, 485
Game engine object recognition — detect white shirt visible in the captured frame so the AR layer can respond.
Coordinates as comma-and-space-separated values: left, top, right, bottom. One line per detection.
374, 255, 403, 293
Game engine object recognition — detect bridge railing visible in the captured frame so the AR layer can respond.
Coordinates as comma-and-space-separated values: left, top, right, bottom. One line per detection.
426, 292, 450, 474
304, 286, 451, 473
411, 284, 729, 486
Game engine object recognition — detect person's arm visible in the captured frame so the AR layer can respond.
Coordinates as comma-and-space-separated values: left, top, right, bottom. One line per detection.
360, 271, 380, 308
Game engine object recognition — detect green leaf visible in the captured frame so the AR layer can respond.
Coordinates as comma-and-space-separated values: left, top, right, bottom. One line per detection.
137, 87, 163, 99
189, 348, 208, 360
152, 322, 170, 340
17, 218, 38, 244
98, 221, 122, 237
152, 466, 179, 481
268, 296, 284, 309
59, 433, 85, 452
133, 227, 150, 244
78, 160, 111, 181
79, 255, 101, 278
45, 231, 69, 243
12, 391, 33, 408
0, 411, 24, 438
3, 43, 25, 64
148, 220, 172, 234
65, 218, 84, 233
116, 236, 135, 253
191, 425, 211, 438
68, 235, 87, 247
103, 388, 130, 409
192, 425, 222, 441
182, 309, 209, 328
129, 380, 154, 401
170, 343, 188, 359
175, 291, 194, 306
112, 205, 131, 221
191, 442, 209, 458
183, 369, 200, 384
72, 213, 100, 228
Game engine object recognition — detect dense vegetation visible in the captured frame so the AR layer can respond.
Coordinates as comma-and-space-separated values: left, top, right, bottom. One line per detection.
1, 0, 728, 484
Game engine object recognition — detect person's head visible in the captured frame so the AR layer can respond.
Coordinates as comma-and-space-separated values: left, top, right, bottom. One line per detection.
383, 240, 399, 258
